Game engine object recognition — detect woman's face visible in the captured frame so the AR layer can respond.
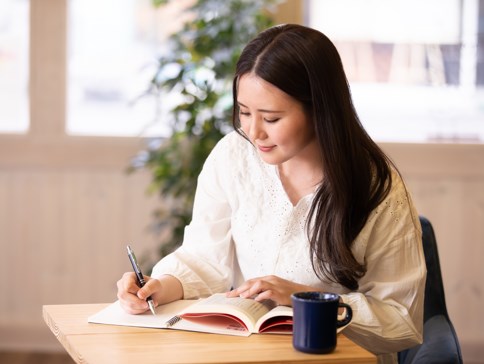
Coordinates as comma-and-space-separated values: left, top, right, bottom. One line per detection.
237, 73, 316, 166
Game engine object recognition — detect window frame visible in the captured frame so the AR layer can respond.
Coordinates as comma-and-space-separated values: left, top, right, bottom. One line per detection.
0, 0, 143, 169
0, 0, 482, 177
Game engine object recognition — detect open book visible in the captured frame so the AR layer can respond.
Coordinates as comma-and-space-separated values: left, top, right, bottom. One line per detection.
88, 293, 292, 337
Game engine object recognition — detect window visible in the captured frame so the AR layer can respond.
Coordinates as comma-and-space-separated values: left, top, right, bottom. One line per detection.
307, 0, 484, 143
67, 0, 192, 137
0, 0, 29, 133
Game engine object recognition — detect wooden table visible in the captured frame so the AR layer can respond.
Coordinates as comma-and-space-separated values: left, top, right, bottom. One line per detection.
43, 304, 376, 364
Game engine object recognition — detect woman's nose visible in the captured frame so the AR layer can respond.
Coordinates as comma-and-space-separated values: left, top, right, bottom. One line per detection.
248, 118, 265, 140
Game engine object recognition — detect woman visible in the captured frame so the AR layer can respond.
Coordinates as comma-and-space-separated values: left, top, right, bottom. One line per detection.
117, 24, 426, 363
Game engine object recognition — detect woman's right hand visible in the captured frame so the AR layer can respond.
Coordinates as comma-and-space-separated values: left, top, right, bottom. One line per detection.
116, 272, 161, 314
116, 273, 183, 314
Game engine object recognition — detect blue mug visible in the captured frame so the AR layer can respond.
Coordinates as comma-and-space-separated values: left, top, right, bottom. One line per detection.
291, 291, 352, 354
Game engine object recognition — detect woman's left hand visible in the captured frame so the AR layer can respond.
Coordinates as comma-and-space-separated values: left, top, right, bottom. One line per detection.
226, 275, 318, 306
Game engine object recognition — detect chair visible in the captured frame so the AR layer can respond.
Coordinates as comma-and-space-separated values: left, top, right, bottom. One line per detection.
398, 216, 463, 364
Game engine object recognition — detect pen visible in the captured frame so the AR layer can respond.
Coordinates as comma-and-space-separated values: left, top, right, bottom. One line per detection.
126, 245, 156, 315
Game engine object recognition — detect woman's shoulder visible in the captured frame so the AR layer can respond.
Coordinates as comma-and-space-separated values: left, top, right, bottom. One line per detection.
353, 167, 421, 260
372, 167, 421, 232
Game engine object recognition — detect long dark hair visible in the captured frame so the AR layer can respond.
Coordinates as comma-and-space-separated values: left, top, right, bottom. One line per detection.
232, 24, 394, 290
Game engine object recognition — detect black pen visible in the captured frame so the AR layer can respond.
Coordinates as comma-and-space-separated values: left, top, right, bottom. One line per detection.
127, 245, 156, 315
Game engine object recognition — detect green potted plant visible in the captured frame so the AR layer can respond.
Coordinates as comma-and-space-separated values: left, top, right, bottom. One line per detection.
130, 0, 281, 268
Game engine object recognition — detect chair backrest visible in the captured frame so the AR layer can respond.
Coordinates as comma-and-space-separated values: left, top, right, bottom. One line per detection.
398, 216, 463, 364
419, 216, 448, 321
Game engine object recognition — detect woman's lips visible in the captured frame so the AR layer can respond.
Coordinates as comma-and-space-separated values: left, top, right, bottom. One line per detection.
257, 144, 275, 152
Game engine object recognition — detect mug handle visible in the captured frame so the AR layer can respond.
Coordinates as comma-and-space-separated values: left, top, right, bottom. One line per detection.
336, 303, 353, 328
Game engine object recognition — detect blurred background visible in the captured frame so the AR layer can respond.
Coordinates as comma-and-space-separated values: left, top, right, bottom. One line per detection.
0, 0, 483, 363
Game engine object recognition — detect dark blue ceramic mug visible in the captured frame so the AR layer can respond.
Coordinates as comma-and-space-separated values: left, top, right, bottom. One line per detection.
291, 291, 352, 354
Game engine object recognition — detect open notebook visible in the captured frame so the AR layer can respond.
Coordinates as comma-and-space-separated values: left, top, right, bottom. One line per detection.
88, 293, 294, 337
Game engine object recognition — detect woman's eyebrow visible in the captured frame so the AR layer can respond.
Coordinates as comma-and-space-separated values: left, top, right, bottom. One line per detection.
237, 101, 284, 113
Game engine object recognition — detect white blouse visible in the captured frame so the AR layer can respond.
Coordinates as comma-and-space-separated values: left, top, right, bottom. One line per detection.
152, 131, 426, 364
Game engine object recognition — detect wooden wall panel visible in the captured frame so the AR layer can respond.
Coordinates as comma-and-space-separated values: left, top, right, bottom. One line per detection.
0, 166, 161, 350
407, 178, 484, 342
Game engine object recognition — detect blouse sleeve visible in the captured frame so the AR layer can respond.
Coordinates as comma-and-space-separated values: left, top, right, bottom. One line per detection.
151, 135, 235, 299
340, 174, 426, 357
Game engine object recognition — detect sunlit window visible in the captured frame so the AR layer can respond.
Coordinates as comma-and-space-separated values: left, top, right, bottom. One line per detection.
308, 0, 484, 143
0, 0, 29, 133
67, 0, 192, 137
